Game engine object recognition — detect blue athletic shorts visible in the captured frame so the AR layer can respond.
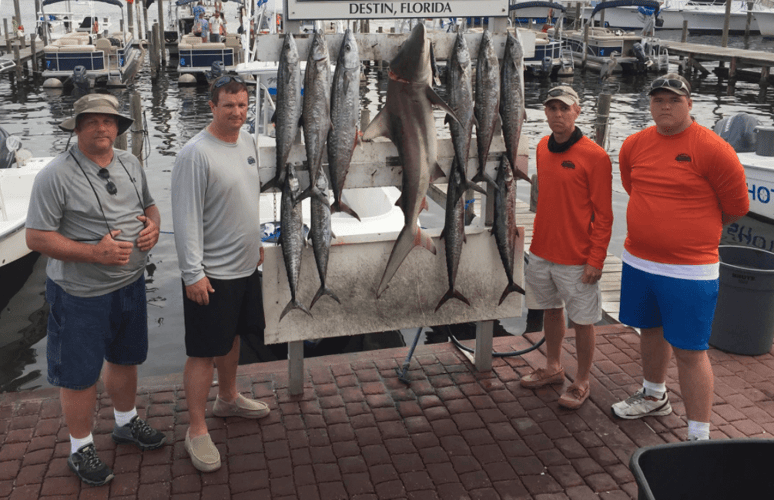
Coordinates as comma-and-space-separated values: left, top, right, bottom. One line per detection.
46, 275, 148, 390
619, 263, 719, 351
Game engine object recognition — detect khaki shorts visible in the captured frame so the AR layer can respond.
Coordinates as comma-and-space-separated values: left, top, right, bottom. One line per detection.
525, 254, 602, 325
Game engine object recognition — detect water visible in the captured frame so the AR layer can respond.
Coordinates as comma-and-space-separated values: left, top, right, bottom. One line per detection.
1, 5, 773, 391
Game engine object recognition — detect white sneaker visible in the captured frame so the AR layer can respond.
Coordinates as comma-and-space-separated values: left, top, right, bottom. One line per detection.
612, 389, 672, 419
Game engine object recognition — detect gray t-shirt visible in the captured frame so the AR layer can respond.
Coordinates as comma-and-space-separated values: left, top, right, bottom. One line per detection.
26, 146, 155, 297
172, 128, 262, 286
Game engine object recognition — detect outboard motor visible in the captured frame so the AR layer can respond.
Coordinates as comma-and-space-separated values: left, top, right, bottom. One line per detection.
0, 127, 15, 169
632, 42, 647, 63
715, 113, 760, 153
72, 65, 90, 95
206, 60, 225, 82
541, 56, 553, 76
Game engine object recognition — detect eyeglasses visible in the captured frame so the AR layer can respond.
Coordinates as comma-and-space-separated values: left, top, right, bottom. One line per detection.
547, 87, 574, 98
212, 75, 246, 89
650, 78, 689, 94
97, 168, 118, 195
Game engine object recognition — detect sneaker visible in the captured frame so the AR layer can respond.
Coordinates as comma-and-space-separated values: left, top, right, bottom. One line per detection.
185, 429, 221, 472
67, 443, 114, 487
212, 394, 270, 419
612, 389, 672, 419
520, 367, 565, 389
558, 384, 590, 410
112, 415, 167, 451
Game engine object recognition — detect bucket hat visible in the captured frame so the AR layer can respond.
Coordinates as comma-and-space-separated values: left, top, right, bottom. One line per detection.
59, 94, 133, 135
544, 86, 580, 106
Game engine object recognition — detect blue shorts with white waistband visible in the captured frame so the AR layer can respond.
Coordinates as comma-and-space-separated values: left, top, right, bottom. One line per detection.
619, 263, 718, 351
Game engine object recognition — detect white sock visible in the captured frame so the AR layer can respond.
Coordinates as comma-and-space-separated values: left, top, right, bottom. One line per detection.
687, 420, 710, 440
114, 408, 138, 428
642, 380, 666, 400
70, 433, 94, 455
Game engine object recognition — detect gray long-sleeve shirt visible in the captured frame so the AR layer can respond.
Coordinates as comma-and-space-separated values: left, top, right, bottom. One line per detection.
172, 128, 262, 286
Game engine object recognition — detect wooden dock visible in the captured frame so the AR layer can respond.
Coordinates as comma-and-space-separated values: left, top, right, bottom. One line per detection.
660, 40, 774, 87
1, 35, 45, 77
514, 199, 624, 324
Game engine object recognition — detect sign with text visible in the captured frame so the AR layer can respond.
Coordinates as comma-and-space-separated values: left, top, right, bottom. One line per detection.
284, 0, 509, 21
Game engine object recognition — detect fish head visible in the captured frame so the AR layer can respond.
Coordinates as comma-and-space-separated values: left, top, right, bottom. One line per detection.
453, 32, 470, 68
315, 170, 329, 191
506, 33, 523, 64
282, 33, 300, 66
310, 30, 329, 64
390, 23, 432, 84
285, 163, 301, 195
496, 155, 512, 183
338, 29, 360, 70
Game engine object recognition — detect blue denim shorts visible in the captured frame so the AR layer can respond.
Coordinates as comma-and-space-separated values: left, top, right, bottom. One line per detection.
46, 275, 148, 390
619, 263, 719, 351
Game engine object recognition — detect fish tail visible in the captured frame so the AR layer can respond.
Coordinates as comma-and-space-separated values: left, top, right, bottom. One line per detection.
377, 226, 436, 297
498, 281, 526, 305
435, 288, 471, 312
511, 164, 532, 184
279, 298, 313, 322
331, 199, 361, 221
310, 286, 341, 309
464, 179, 487, 196
261, 166, 287, 193
471, 171, 499, 191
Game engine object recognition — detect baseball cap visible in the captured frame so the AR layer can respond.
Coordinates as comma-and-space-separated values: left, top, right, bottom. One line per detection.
59, 94, 133, 135
543, 86, 580, 106
648, 73, 691, 97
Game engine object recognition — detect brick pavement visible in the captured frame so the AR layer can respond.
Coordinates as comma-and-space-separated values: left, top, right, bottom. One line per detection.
1, 324, 773, 499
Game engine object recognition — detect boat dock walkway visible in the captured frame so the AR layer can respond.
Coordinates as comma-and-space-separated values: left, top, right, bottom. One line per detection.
1, 35, 45, 76
1, 323, 772, 499
660, 40, 774, 85
514, 199, 623, 323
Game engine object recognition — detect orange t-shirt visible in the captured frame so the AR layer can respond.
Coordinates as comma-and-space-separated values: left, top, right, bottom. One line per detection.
531, 135, 614, 270
619, 122, 749, 265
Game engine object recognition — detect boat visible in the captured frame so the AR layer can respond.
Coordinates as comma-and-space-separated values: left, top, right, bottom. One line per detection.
39, 0, 142, 88
581, 0, 686, 30
562, 0, 668, 75
0, 128, 54, 268
510, 2, 574, 78
716, 114, 774, 252
681, 0, 761, 35
753, 9, 774, 37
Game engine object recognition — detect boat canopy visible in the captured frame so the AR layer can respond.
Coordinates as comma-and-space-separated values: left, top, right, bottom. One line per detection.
509, 2, 567, 13
42, 0, 124, 8
589, 0, 660, 18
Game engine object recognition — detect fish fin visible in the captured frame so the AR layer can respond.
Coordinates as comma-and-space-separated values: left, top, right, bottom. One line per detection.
261, 165, 287, 193
394, 193, 403, 209
279, 299, 314, 322
471, 171, 499, 191
512, 165, 532, 184
464, 179, 487, 196
362, 107, 391, 141
430, 163, 446, 182
498, 281, 527, 305
435, 288, 471, 312
331, 199, 361, 221
420, 196, 429, 213
377, 225, 436, 297
426, 86, 460, 125
310, 286, 341, 309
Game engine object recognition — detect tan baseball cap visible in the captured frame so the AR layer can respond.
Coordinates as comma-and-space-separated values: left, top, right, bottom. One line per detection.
544, 86, 580, 107
59, 94, 133, 135
648, 73, 691, 97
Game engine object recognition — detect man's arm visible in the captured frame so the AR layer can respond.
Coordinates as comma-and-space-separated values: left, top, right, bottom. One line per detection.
26, 228, 133, 266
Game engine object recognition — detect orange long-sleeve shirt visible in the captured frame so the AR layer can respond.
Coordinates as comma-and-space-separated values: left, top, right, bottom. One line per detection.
531, 135, 614, 270
619, 122, 749, 265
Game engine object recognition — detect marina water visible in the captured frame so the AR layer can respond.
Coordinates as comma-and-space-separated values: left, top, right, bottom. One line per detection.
1, 4, 773, 391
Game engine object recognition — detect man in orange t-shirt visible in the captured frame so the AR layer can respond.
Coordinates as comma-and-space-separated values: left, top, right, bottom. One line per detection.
520, 86, 613, 410
612, 74, 748, 441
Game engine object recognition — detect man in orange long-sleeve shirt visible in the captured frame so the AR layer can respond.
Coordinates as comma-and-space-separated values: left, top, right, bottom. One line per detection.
520, 86, 614, 409
612, 74, 749, 440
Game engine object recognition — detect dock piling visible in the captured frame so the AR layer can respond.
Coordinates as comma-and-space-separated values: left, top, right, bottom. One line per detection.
131, 93, 144, 166
594, 93, 612, 150
30, 34, 37, 74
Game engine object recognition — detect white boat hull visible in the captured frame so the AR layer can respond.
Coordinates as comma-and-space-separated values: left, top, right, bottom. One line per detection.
583, 5, 685, 30
681, 5, 760, 34
739, 151, 774, 221
753, 10, 774, 37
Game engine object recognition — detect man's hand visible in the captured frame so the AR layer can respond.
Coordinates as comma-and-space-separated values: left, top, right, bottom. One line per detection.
95, 230, 134, 266
581, 264, 602, 285
136, 215, 160, 251
186, 276, 215, 306
257, 246, 264, 267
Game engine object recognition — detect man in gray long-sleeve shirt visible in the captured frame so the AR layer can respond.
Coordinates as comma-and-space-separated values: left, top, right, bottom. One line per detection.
172, 76, 270, 473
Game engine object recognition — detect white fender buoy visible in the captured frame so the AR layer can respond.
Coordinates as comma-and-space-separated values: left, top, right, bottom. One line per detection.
43, 78, 63, 88
178, 74, 197, 86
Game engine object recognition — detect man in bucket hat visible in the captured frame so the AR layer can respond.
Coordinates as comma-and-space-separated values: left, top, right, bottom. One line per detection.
612, 74, 749, 440
519, 85, 613, 410
26, 93, 165, 487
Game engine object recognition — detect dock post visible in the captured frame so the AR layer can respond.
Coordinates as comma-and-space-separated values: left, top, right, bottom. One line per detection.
728, 57, 737, 96
130, 93, 144, 166
582, 24, 589, 69
288, 341, 304, 395
761, 66, 770, 91
721, 0, 731, 48
142, 0, 150, 45
150, 23, 159, 81
594, 93, 612, 149
30, 34, 37, 74
12, 0, 21, 39
574, 3, 581, 30
4, 20, 11, 54
13, 41, 21, 80
745, 1, 753, 38
157, 0, 165, 66
127, 0, 134, 38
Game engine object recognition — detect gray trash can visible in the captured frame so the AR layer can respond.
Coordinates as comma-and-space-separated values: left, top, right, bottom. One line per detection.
709, 245, 774, 355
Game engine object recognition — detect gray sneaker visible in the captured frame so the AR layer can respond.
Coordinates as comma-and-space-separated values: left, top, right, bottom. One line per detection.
112, 415, 166, 451
612, 389, 672, 419
68, 443, 114, 487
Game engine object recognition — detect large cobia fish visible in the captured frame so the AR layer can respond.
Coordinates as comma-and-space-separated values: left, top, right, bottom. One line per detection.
492, 156, 526, 305
309, 171, 340, 309
362, 23, 459, 297
446, 31, 485, 200
327, 29, 362, 221
298, 30, 332, 204
472, 30, 500, 189
500, 31, 531, 184
264, 33, 302, 192
279, 163, 313, 321
436, 159, 470, 312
